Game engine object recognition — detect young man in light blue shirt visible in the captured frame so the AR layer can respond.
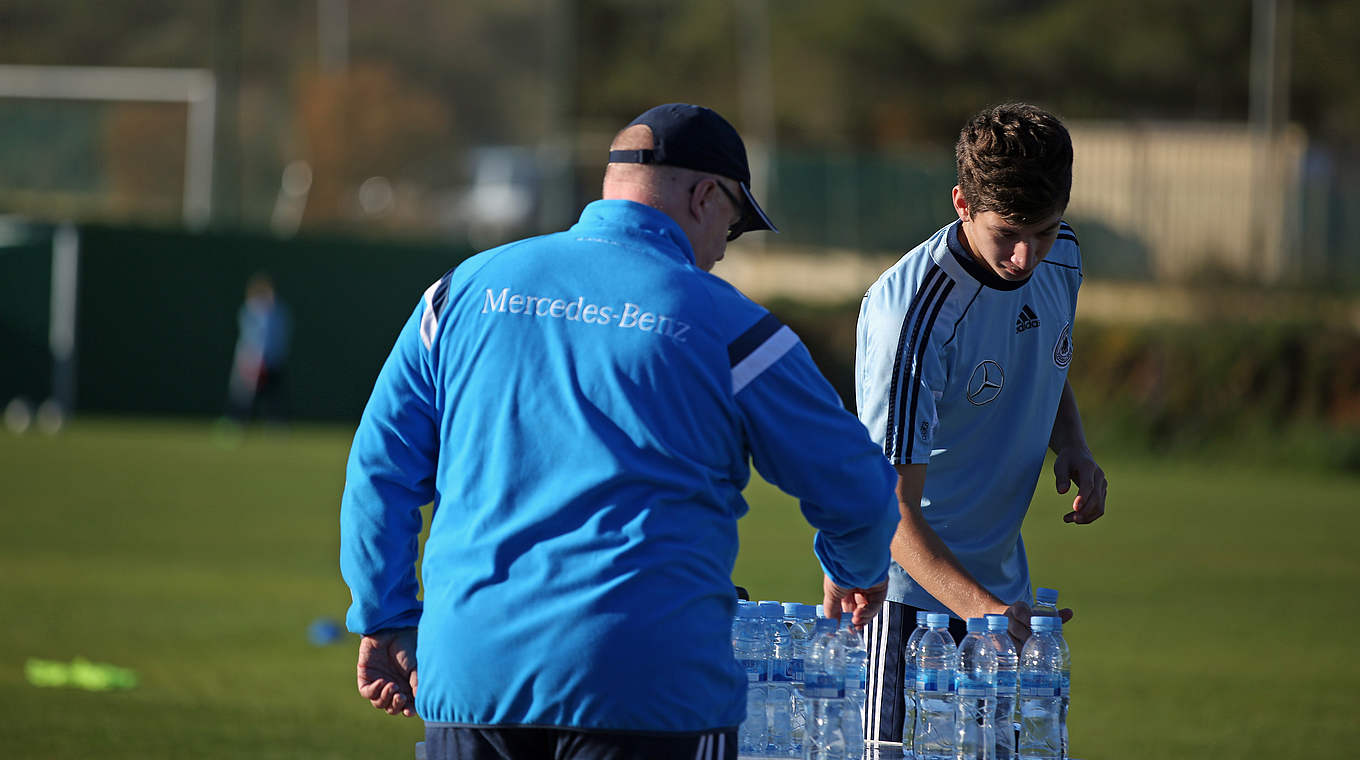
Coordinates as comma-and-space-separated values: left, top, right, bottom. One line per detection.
855, 103, 1109, 743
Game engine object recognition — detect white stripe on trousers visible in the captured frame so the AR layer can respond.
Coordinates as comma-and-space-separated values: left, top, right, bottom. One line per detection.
867, 602, 893, 741
693, 733, 724, 760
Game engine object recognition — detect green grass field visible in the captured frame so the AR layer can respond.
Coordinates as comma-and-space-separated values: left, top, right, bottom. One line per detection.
2, 419, 1357, 758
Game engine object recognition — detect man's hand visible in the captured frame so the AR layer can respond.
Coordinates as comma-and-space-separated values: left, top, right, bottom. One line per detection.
823, 574, 890, 630
356, 627, 418, 717
1053, 446, 1107, 525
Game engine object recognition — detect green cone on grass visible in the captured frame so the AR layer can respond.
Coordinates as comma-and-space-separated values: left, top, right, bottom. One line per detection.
25, 657, 139, 691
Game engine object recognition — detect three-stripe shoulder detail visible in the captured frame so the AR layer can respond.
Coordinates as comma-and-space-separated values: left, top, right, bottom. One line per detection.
418, 267, 456, 350
729, 312, 799, 394
884, 265, 954, 463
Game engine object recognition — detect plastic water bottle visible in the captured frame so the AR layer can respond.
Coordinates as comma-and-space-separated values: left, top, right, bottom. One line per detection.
786, 603, 818, 756
1056, 623, 1070, 758
955, 618, 997, 760
1017, 616, 1068, 760
903, 610, 930, 756
984, 615, 1018, 760
1032, 588, 1059, 618
913, 613, 956, 760
734, 604, 769, 754
804, 616, 846, 760
836, 616, 868, 753
762, 602, 796, 756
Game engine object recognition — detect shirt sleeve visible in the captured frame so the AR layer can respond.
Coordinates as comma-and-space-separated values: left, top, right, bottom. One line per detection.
340, 301, 441, 635
730, 314, 898, 590
856, 276, 946, 466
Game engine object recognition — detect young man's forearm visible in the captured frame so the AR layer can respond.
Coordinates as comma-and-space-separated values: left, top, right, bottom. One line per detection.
889, 463, 1009, 620
1048, 379, 1090, 454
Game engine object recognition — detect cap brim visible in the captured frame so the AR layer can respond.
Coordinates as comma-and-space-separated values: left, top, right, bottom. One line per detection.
736, 182, 777, 235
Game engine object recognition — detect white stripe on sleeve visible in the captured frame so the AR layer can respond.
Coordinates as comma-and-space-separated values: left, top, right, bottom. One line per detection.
418, 278, 441, 350
731, 326, 799, 394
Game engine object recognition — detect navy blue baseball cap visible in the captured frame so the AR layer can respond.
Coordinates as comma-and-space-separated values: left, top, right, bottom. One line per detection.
609, 103, 778, 240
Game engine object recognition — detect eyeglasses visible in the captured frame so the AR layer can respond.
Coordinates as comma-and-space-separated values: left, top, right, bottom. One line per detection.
693, 178, 748, 242
714, 180, 748, 241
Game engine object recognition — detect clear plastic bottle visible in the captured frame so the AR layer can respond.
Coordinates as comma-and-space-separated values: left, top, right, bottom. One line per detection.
762, 601, 796, 756
734, 604, 769, 754
984, 615, 1018, 760
785, 602, 819, 757
836, 616, 868, 753
913, 613, 956, 760
1017, 616, 1068, 760
1032, 588, 1059, 618
804, 616, 846, 760
903, 610, 930, 756
1056, 623, 1070, 758
955, 618, 997, 760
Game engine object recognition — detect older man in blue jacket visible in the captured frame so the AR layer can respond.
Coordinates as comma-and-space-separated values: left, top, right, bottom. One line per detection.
340, 103, 897, 760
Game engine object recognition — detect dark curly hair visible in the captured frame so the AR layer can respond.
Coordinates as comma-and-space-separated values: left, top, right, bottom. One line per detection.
955, 103, 1073, 225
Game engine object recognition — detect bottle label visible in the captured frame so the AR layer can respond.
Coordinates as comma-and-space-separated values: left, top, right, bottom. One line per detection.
1019, 671, 1060, 697
1060, 672, 1070, 698
790, 658, 805, 684
806, 671, 844, 699
916, 667, 954, 694
955, 675, 996, 698
995, 671, 1017, 694
770, 661, 793, 683
739, 658, 767, 683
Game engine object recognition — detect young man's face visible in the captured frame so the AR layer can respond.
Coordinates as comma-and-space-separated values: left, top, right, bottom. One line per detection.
952, 186, 1063, 282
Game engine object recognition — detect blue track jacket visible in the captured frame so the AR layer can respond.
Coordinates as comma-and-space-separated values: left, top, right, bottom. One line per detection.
341, 200, 897, 733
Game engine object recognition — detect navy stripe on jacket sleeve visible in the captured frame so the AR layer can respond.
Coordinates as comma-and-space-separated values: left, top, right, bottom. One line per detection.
728, 313, 784, 366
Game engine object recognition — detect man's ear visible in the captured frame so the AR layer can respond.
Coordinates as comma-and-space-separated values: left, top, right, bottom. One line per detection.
951, 185, 972, 222
689, 177, 717, 222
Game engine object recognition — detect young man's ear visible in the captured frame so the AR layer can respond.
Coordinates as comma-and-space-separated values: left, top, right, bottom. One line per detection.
951, 185, 973, 222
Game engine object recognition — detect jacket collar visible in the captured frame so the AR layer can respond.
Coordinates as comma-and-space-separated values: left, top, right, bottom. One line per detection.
572, 200, 696, 267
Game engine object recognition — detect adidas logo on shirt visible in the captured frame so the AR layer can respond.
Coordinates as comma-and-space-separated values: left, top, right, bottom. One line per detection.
1016, 304, 1040, 334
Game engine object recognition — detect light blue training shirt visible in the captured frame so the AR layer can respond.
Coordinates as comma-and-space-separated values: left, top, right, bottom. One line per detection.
855, 220, 1082, 613
341, 199, 897, 734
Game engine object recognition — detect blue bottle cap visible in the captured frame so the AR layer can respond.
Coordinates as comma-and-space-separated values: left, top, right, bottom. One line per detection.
738, 604, 758, 618
985, 615, 1008, 632
758, 602, 783, 618
796, 603, 818, 618
1035, 587, 1059, 605
916, 610, 930, 626
966, 617, 987, 633
926, 612, 951, 628
1030, 615, 1060, 631
783, 602, 801, 616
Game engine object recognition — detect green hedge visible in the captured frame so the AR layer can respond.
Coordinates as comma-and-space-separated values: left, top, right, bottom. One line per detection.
767, 297, 1360, 473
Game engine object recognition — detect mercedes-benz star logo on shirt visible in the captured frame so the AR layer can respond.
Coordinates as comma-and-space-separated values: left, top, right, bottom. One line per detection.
966, 360, 1005, 406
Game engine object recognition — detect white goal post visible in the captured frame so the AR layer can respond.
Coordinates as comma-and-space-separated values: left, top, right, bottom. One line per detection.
0, 64, 216, 229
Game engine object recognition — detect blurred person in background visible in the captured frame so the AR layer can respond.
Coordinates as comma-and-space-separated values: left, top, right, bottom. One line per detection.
226, 272, 292, 424
855, 103, 1109, 743
339, 103, 898, 760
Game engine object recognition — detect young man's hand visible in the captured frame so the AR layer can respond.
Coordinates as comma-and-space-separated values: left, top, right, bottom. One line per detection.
1053, 446, 1107, 524
1003, 600, 1075, 648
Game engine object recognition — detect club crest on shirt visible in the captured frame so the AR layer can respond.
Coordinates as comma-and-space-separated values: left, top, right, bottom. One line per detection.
1053, 322, 1073, 369
966, 360, 1005, 406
